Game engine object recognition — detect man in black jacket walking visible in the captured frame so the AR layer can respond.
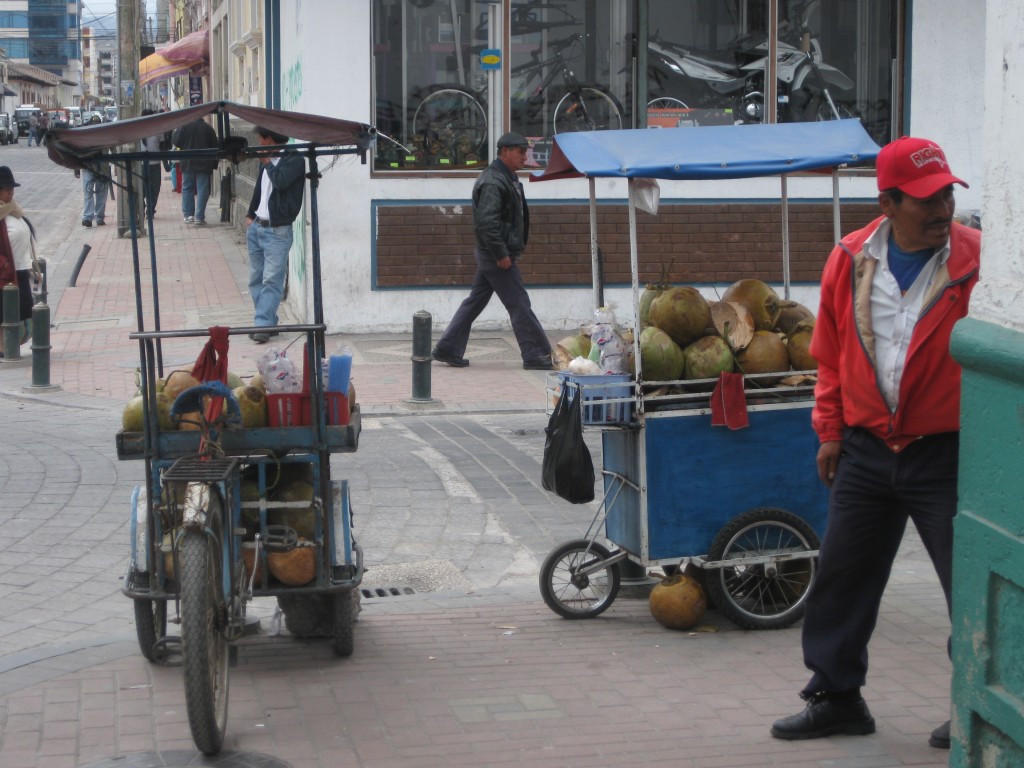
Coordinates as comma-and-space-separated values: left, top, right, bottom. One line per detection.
172, 117, 218, 225
432, 132, 552, 370
245, 127, 305, 343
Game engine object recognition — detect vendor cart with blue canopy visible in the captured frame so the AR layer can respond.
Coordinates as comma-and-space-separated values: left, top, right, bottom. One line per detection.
532, 119, 881, 628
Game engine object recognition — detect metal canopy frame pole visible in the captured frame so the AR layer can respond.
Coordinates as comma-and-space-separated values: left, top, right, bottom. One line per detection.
589, 176, 599, 309
832, 167, 842, 243
780, 174, 791, 300
627, 178, 643, 415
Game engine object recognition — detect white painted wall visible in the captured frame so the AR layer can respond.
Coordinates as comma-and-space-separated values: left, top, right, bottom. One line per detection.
276, 0, 987, 335
972, 0, 1024, 330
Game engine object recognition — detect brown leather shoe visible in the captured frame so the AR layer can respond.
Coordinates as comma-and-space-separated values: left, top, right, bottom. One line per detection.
771, 693, 876, 740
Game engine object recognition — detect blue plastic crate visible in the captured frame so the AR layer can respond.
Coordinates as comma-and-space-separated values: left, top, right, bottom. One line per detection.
558, 372, 634, 425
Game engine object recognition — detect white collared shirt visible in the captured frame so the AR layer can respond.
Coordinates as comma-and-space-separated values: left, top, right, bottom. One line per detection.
254, 156, 280, 221
863, 219, 950, 411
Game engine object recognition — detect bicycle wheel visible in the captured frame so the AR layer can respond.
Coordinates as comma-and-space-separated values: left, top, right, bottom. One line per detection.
540, 539, 621, 619
411, 86, 488, 160
134, 595, 167, 662
553, 87, 623, 134
704, 507, 819, 630
180, 493, 229, 756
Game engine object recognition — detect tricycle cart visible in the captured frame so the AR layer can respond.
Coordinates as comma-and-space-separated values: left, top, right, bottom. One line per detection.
47, 103, 376, 755
532, 120, 881, 629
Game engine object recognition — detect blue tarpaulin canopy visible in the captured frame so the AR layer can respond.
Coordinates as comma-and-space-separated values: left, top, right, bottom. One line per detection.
532, 119, 881, 182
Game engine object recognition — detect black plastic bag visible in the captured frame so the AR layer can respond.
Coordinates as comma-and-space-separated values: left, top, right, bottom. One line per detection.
542, 386, 595, 504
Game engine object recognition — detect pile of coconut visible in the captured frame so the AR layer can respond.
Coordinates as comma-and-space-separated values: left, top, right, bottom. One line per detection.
554, 278, 816, 389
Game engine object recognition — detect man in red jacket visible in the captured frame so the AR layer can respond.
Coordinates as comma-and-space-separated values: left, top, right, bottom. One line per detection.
770, 137, 980, 750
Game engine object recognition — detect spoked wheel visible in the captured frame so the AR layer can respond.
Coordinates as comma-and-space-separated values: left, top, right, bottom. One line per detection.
411, 86, 488, 161
704, 507, 819, 630
180, 494, 229, 756
332, 589, 356, 657
540, 539, 621, 619
134, 594, 168, 662
554, 87, 623, 133
647, 97, 690, 110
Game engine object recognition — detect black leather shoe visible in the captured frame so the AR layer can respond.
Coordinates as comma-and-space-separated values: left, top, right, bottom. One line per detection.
432, 347, 469, 367
771, 693, 876, 740
523, 356, 554, 370
249, 332, 270, 344
929, 720, 951, 749
82, 219, 92, 227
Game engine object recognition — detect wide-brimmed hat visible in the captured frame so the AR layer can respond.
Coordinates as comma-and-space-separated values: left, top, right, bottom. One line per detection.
0, 166, 20, 189
876, 136, 967, 198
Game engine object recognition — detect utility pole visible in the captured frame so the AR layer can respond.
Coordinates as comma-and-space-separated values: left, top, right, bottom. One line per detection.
116, 0, 145, 237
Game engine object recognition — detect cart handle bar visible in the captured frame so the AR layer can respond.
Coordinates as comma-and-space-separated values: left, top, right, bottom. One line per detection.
170, 381, 241, 423
129, 323, 326, 341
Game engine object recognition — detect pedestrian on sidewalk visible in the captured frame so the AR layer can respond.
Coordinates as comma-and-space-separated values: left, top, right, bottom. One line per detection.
139, 108, 162, 218
432, 132, 553, 370
0, 167, 38, 357
74, 158, 110, 227
26, 112, 39, 147
172, 117, 218, 225
769, 136, 980, 750
244, 126, 304, 344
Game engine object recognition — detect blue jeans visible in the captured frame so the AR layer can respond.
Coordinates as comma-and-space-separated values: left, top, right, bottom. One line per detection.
82, 170, 108, 222
181, 170, 211, 221
247, 222, 293, 327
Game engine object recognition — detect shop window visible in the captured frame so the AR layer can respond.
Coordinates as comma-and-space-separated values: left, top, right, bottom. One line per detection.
643, 0, 898, 144
372, 0, 635, 172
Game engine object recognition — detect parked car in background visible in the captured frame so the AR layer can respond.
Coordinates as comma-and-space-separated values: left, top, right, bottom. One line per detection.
14, 105, 41, 137
46, 109, 71, 128
82, 110, 104, 125
0, 113, 17, 145
104, 105, 118, 122
66, 106, 82, 126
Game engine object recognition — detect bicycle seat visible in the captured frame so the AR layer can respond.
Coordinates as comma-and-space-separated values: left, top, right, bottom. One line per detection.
171, 381, 242, 426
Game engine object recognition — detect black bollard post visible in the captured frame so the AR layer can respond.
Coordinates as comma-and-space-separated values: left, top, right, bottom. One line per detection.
410, 310, 434, 402
30, 302, 57, 389
1, 283, 20, 360
67, 244, 92, 288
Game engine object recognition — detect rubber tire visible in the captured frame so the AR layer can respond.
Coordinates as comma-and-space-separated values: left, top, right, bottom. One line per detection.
540, 539, 621, 619
553, 86, 623, 134
704, 507, 819, 630
332, 589, 355, 657
180, 508, 229, 756
133, 592, 168, 662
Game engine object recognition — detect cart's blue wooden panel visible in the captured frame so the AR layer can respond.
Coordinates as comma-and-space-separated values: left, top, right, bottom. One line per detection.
604, 404, 829, 561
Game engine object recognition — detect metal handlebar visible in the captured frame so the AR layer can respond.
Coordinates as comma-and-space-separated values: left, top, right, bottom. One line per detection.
170, 381, 242, 424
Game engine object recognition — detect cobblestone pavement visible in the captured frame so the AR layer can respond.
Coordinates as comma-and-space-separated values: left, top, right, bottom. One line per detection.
0, 145, 952, 767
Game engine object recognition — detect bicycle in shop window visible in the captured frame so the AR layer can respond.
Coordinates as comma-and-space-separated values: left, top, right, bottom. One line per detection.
409, 34, 623, 166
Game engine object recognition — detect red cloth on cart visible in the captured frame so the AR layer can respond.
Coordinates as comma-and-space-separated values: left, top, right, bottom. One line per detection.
710, 371, 749, 430
191, 326, 230, 424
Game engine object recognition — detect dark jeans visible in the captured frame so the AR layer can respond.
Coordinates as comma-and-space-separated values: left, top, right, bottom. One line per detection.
801, 427, 958, 695
434, 248, 551, 361
144, 163, 161, 216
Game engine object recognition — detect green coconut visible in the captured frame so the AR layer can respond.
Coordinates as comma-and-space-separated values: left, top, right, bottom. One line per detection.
682, 335, 735, 380
722, 279, 782, 331
639, 326, 684, 382
649, 286, 711, 347
226, 371, 244, 390
268, 480, 316, 539
640, 261, 675, 328
233, 385, 268, 428
552, 334, 592, 370
122, 392, 174, 432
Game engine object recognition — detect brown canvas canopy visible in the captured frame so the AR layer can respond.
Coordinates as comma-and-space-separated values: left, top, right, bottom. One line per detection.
45, 100, 376, 171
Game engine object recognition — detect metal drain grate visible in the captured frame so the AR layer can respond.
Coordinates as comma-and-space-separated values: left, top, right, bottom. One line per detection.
361, 586, 416, 599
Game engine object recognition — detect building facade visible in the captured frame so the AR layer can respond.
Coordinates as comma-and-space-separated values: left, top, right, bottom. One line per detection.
0, 0, 81, 104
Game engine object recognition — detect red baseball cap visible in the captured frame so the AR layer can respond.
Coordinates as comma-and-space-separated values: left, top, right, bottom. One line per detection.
876, 136, 968, 198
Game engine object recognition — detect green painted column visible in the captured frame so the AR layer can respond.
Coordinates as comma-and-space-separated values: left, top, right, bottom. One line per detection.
949, 316, 1024, 765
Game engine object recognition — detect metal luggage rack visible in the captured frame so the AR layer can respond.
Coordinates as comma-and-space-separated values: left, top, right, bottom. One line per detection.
162, 456, 240, 484
641, 369, 818, 412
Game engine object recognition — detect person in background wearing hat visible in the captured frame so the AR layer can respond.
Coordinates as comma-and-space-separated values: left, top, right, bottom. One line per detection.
0, 166, 38, 357
244, 126, 304, 344
172, 117, 218, 225
432, 131, 553, 370
770, 136, 980, 750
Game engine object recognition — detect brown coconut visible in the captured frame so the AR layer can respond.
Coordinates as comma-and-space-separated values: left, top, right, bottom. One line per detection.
163, 369, 200, 403
649, 573, 707, 630
708, 300, 755, 351
268, 543, 316, 587
786, 320, 817, 371
649, 286, 712, 347
233, 385, 269, 428
774, 301, 815, 335
721, 279, 782, 331
735, 330, 790, 377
